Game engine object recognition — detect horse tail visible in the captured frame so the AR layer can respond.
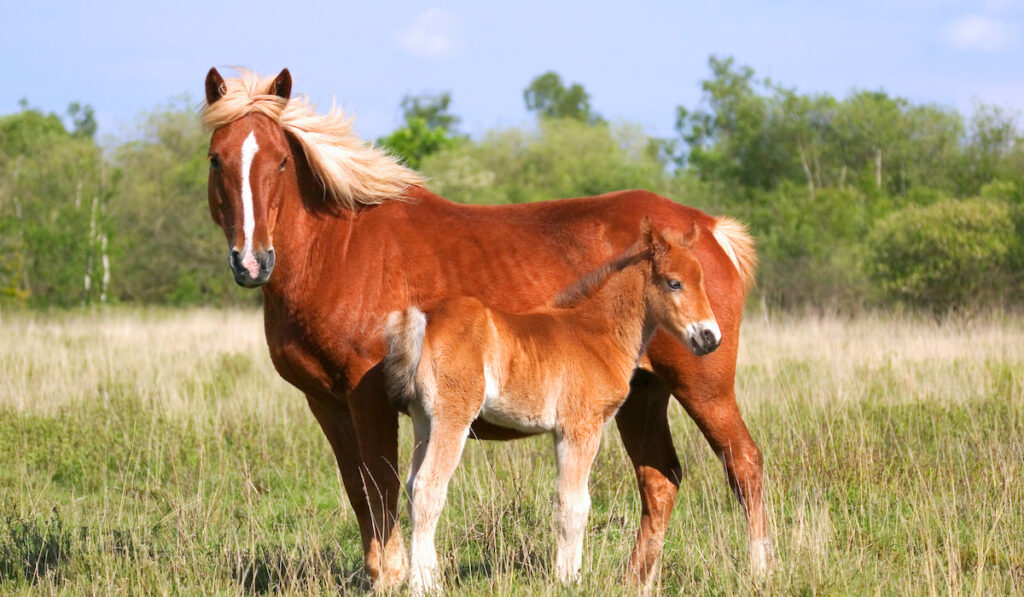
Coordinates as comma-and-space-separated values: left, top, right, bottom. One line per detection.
383, 306, 427, 414
711, 216, 758, 294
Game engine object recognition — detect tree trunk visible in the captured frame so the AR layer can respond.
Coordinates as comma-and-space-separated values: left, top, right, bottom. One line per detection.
874, 148, 882, 189
798, 141, 815, 199
100, 233, 109, 303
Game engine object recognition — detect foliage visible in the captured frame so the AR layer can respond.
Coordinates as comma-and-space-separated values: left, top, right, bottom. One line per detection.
421, 119, 668, 204
523, 71, 602, 124
110, 99, 252, 306
0, 105, 113, 306
400, 91, 460, 132
867, 198, 1016, 311
378, 91, 462, 169
676, 56, 965, 198
2, 56, 1023, 311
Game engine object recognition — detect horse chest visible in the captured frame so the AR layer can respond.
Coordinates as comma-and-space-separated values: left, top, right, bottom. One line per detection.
263, 307, 372, 397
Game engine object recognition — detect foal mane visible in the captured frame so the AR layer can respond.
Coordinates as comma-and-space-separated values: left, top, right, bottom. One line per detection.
200, 69, 423, 208
553, 242, 650, 308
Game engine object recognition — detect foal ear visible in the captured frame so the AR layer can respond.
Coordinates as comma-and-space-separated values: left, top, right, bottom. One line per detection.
271, 68, 292, 101
205, 67, 225, 105
641, 216, 669, 258
640, 216, 654, 247
679, 221, 700, 248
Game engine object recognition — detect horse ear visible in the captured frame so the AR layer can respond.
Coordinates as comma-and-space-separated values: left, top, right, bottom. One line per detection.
680, 221, 700, 248
271, 68, 292, 101
205, 67, 225, 105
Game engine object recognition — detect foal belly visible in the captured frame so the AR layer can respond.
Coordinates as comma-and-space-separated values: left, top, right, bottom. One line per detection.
477, 372, 559, 434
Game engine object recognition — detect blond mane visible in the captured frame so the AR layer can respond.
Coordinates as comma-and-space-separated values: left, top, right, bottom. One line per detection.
200, 69, 423, 208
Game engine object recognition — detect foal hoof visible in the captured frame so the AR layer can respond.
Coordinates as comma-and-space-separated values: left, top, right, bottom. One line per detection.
409, 569, 441, 596
749, 537, 775, 576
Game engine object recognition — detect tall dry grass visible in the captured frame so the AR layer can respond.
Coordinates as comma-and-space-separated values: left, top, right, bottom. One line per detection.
0, 307, 1021, 594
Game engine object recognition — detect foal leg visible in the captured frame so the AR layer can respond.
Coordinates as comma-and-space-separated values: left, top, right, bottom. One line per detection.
407, 407, 473, 595
553, 426, 602, 583
615, 370, 681, 588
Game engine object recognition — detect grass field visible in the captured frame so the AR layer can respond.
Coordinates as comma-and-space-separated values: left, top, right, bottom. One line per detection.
0, 307, 1022, 595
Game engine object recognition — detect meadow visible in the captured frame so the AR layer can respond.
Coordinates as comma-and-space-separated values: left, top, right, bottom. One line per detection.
0, 307, 1021, 595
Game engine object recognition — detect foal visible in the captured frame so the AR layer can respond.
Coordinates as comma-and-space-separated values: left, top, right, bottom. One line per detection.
383, 219, 720, 593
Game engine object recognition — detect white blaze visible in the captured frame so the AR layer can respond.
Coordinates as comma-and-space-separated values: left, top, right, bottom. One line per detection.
240, 131, 260, 257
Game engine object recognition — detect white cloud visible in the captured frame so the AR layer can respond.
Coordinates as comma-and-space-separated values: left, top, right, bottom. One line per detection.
943, 14, 1019, 50
398, 9, 457, 58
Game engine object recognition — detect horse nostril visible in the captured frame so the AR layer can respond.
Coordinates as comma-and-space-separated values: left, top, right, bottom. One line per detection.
702, 328, 717, 346
229, 248, 242, 270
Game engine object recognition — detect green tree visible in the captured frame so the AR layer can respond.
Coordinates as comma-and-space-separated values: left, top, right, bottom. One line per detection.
400, 91, 460, 132
378, 91, 461, 170
0, 104, 113, 306
67, 102, 97, 140
110, 99, 250, 305
867, 198, 1015, 312
420, 119, 667, 204
523, 71, 602, 124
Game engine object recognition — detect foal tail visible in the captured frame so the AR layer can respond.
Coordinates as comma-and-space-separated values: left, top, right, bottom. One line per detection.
383, 306, 427, 414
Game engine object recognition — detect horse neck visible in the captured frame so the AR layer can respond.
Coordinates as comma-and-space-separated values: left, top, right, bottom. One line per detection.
260, 147, 362, 307
573, 258, 657, 364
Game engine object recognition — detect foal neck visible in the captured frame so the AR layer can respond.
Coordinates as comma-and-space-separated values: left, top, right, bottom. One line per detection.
567, 255, 656, 365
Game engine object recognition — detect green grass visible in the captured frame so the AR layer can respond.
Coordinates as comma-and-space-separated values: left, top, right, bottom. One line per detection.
0, 308, 1022, 594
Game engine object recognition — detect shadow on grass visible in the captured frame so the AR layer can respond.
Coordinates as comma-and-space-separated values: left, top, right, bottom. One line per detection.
227, 545, 365, 594
0, 508, 74, 586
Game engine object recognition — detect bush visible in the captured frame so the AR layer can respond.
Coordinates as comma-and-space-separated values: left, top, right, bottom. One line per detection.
867, 198, 1015, 311
420, 119, 670, 204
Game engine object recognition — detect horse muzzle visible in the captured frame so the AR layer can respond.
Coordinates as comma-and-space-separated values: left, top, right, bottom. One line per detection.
229, 247, 275, 287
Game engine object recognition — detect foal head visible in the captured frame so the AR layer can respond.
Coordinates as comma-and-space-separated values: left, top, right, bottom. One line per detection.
642, 218, 721, 356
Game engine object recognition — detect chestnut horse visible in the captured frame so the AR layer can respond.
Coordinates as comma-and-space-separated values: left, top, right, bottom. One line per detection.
201, 67, 770, 590
385, 220, 719, 592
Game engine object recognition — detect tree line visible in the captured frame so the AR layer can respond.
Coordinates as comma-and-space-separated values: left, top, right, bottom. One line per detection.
2, 56, 1022, 312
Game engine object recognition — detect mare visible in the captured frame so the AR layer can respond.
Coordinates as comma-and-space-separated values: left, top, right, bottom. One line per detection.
384, 220, 719, 592
201, 67, 770, 590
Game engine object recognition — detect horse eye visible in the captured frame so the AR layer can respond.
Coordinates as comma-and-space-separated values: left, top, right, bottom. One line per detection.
668, 279, 682, 291
208, 154, 221, 171
278, 157, 288, 171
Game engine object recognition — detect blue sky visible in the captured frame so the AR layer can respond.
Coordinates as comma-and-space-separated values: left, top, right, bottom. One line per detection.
2, 0, 1022, 142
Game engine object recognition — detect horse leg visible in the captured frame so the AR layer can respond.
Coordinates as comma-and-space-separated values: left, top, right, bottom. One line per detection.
679, 389, 772, 573
615, 370, 681, 588
553, 426, 602, 583
344, 364, 409, 590
305, 393, 403, 588
407, 406, 472, 595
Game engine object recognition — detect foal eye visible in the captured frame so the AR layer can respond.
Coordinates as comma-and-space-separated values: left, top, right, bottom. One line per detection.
668, 279, 682, 291
278, 157, 288, 171
208, 154, 221, 171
